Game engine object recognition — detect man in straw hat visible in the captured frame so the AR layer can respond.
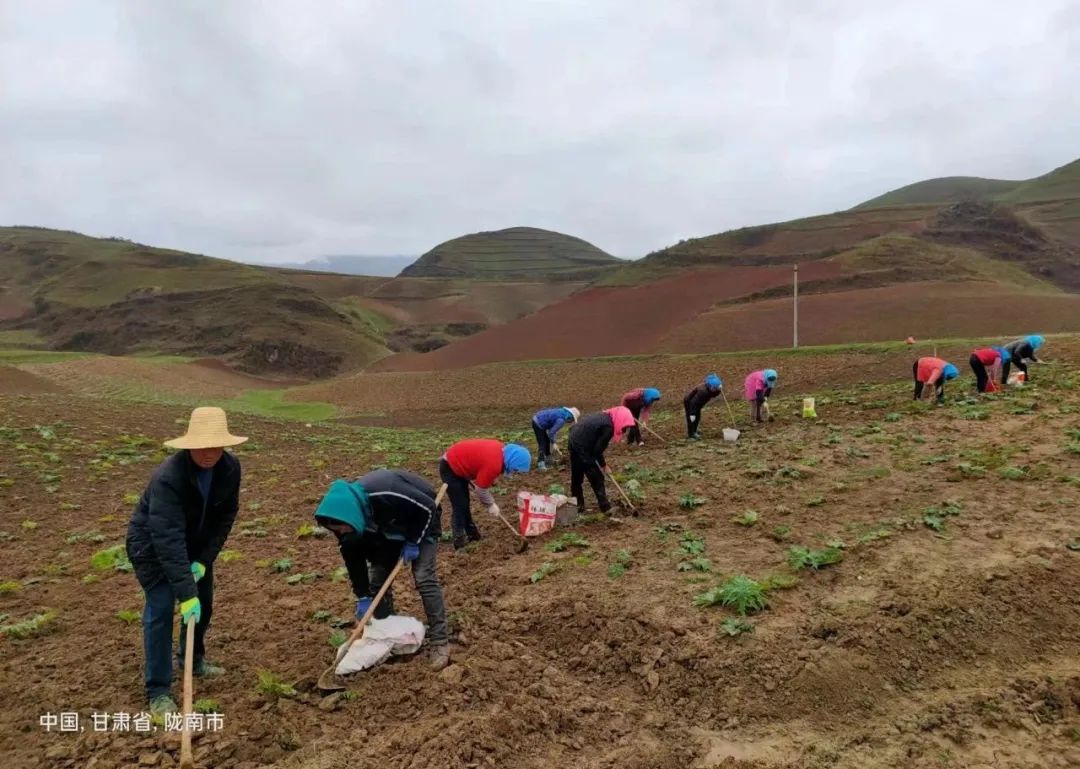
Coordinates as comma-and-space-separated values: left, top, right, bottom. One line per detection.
125, 407, 246, 714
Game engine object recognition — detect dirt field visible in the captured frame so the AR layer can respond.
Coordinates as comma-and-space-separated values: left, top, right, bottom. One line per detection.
378, 263, 846, 372
661, 282, 1080, 354
1, 346, 1078, 769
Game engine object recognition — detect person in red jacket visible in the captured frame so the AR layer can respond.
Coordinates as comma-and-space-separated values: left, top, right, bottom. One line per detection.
439, 439, 531, 550
969, 346, 1009, 393
913, 357, 959, 404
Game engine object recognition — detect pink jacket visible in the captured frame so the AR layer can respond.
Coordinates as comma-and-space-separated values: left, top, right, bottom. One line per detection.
744, 370, 767, 401
604, 406, 636, 438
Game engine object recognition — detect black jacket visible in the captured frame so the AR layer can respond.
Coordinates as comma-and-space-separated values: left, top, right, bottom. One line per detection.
568, 413, 615, 466
358, 469, 441, 544
684, 384, 720, 412
339, 469, 441, 600
125, 451, 241, 602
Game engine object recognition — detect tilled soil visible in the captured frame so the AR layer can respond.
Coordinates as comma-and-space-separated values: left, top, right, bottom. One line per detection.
1, 357, 1078, 769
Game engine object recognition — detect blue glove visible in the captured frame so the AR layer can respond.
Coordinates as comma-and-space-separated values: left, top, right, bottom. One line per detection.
355, 597, 373, 619
190, 561, 206, 582
402, 543, 420, 563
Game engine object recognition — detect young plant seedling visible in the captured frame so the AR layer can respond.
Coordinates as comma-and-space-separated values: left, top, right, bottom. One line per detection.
529, 561, 559, 583
679, 493, 706, 509
732, 511, 759, 527
608, 549, 632, 579
787, 545, 844, 571
545, 533, 590, 553
693, 575, 769, 615
255, 670, 297, 699
720, 617, 754, 637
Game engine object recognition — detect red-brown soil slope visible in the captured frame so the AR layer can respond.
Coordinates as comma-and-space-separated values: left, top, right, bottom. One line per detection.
378, 263, 845, 372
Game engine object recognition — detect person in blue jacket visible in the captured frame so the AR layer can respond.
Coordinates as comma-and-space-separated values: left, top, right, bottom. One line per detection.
531, 406, 581, 470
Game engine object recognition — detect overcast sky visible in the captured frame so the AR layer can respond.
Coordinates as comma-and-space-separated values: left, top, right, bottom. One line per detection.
2, 1, 1077, 264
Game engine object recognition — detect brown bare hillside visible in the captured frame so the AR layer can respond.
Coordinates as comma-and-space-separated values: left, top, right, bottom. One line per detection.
377, 262, 846, 372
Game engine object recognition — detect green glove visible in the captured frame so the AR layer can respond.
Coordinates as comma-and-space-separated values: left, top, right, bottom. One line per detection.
179, 597, 201, 624
190, 561, 206, 582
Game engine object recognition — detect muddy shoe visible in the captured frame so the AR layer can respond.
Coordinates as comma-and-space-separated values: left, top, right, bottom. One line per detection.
465, 525, 483, 543
452, 533, 469, 550
428, 643, 450, 671
149, 695, 178, 715
194, 659, 225, 678
537, 461, 548, 471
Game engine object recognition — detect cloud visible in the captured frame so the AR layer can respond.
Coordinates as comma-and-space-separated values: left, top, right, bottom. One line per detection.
1, 0, 1077, 263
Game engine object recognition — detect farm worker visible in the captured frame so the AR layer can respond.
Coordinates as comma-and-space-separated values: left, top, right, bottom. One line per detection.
567, 406, 636, 513
744, 369, 778, 423
912, 357, 959, 403
683, 373, 723, 439
313, 469, 450, 670
440, 439, 531, 550
1001, 335, 1047, 384
565, 406, 630, 514
620, 387, 661, 445
969, 346, 1009, 393
124, 407, 245, 715
531, 406, 580, 470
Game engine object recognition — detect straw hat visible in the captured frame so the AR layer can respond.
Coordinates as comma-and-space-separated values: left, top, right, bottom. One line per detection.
164, 407, 248, 449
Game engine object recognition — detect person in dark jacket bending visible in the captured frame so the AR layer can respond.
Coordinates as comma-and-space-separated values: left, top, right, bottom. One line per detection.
567, 407, 636, 513
683, 373, 723, 439
314, 469, 451, 670
1001, 335, 1046, 384
125, 407, 245, 715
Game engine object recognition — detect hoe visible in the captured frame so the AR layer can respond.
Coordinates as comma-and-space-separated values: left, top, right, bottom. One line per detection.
179, 618, 196, 769
316, 483, 448, 693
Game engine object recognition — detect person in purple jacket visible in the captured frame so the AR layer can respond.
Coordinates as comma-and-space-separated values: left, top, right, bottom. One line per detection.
531, 407, 581, 470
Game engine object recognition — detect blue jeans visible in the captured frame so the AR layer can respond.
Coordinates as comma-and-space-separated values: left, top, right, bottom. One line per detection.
141, 565, 214, 700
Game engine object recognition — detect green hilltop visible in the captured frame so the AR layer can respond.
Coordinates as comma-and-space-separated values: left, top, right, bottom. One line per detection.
399, 226, 620, 280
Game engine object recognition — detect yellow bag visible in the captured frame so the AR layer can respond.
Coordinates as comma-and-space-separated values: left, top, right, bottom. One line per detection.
802, 397, 817, 419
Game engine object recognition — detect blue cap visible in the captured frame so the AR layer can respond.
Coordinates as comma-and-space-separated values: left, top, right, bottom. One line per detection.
764, 368, 778, 382
643, 387, 661, 403
1027, 335, 1045, 349
705, 373, 722, 390
993, 346, 1011, 363
942, 363, 959, 380
502, 443, 531, 474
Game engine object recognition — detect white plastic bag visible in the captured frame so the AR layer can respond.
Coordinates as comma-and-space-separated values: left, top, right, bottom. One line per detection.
335, 615, 426, 675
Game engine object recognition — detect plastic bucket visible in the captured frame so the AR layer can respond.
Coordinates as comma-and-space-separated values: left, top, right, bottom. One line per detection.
722, 428, 741, 442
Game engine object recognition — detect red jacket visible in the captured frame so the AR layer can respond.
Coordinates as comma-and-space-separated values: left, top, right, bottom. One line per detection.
445, 439, 503, 489
916, 357, 947, 384
972, 348, 1000, 366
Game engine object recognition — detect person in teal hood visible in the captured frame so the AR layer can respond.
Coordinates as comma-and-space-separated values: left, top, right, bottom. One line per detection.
314, 468, 450, 671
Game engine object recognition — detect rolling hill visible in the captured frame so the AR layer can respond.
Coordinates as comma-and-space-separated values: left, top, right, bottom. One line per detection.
853, 177, 1021, 210
399, 226, 620, 279
0, 227, 590, 375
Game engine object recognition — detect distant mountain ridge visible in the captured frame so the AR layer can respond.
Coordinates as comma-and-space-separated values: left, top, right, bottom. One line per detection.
270, 254, 416, 277
399, 226, 620, 280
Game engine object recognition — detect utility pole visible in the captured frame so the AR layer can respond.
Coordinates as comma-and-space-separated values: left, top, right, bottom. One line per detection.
793, 263, 799, 349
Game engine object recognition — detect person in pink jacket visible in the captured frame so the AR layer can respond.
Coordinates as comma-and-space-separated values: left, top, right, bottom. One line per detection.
744, 369, 778, 423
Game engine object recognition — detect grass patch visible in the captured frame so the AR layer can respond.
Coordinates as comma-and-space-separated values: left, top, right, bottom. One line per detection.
217, 390, 336, 422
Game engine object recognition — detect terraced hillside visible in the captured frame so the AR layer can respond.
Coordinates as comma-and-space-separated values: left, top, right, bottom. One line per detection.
399, 226, 620, 279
